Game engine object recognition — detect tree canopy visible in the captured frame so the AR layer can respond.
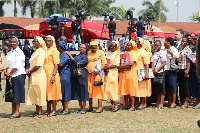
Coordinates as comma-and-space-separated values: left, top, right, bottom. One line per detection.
189, 11, 199, 22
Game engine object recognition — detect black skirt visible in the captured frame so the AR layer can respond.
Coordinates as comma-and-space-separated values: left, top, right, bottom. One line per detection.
154, 72, 166, 95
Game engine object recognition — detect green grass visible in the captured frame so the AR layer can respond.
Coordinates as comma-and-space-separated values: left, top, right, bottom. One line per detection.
0, 78, 200, 133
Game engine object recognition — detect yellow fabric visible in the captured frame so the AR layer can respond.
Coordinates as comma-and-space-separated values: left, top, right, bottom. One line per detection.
26, 48, 47, 106
35, 36, 46, 53
136, 48, 151, 97
143, 40, 153, 62
43, 45, 62, 101
130, 40, 138, 51
104, 51, 120, 101
86, 50, 106, 99
89, 41, 99, 50
118, 50, 138, 96
111, 41, 120, 53
138, 37, 144, 46
46, 35, 56, 48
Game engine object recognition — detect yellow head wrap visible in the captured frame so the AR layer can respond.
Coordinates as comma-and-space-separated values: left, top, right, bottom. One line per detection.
143, 40, 151, 53
35, 36, 46, 53
46, 35, 56, 48
89, 41, 99, 50
130, 40, 138, 51
138, 37, 144, 46
111, 41, 120, 52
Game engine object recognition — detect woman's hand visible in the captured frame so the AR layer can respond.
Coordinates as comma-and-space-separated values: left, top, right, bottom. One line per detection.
50, 75, 55, 84
104, 69, 109, 75
153, 69, 157, 75
94, 70, 100, 75
184, 73, 189, 78
86, 68, 93, 74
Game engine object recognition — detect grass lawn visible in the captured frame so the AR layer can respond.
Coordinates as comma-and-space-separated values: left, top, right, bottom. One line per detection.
0, 78, 200, 133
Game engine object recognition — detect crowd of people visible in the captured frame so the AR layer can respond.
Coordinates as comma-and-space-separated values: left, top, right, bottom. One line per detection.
1, 28, 199, 119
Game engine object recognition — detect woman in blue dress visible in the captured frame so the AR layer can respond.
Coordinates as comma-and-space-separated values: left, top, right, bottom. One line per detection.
66, 44, 89, 114
56, 41, 71, 115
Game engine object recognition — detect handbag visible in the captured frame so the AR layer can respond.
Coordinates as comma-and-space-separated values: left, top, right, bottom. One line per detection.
153, 72, 164, 84
94, 75, 103, 86
169, 59, 179, 72
71, 63, 82, 78
4, 82, 14, 102
0, 51, 9, 71
153, 53, 164, 84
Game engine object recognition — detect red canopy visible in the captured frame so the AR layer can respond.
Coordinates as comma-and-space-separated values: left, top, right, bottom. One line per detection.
23, 24, 40, 38
39, 20, 116, 42
144, 26, 165, 38
189, 31, 200, 37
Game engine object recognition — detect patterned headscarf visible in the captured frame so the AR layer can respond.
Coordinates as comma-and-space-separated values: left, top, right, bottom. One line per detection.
12, 36, 22, 50
58, 41, 70, 52
35, 36, 46, 53
46, 35, 56, 48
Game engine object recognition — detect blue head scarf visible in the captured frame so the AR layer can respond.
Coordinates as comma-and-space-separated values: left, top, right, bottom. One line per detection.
13, 36, 22, 50
58, 41, 70, 51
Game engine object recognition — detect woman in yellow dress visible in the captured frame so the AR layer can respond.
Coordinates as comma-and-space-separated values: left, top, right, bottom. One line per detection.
86, 41, 106, 113
104, 41, 120, 112
44, 35, 62, 117
26, 36, 47, 118
118, 41, 138, 111
135, 37, 150, 110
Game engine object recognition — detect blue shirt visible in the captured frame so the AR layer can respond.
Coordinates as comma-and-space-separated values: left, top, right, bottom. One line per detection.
135, 20, 144, 37
23, 45, 31, 60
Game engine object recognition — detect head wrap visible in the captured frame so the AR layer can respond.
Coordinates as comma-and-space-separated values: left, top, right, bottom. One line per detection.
12, 36, 22, 50
58, 41, 70, 51
111, 41, 120, 52
89, 41, 99, 50
46, 35, 56, 48
130, 40, 138, 51
35, 36, 46, 53
143, 40, 151, 53
137, 37, 144, 46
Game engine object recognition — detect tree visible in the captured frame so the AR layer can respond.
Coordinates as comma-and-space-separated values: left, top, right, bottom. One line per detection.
189, 11, 199, 22
138, 0, 168, 22
110, 5, 137, 21
0, 2, 6, 16
19, 1, 37, 18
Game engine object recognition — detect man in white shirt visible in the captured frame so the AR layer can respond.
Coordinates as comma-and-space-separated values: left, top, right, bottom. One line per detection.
174, 29, 184, 51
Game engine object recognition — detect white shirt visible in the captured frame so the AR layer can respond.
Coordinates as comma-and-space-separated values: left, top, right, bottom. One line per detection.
6, 47, 26, 78
153, 50, 167, 73
165, 46, 179, 70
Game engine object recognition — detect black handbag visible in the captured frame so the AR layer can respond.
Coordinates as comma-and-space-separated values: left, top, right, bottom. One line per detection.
169, 59, 179, 72
71, 63, 83, 78
4, 82, 14, 102
153, 72, 164, 84
94, 75, 103, 86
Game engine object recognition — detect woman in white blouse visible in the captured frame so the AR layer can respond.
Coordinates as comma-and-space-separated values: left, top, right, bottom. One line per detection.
152, 40, 166, 109
164, 37, 179, 108
5, 36, 26, 119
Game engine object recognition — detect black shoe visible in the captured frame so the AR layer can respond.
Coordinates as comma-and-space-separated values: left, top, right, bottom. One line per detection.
10, 114, 21, 119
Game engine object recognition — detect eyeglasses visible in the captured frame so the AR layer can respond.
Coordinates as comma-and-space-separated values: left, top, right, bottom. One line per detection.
32, 41, 39, 43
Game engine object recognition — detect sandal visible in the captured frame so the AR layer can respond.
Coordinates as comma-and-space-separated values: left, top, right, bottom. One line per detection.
180, 104, 189, 109
43, 111, 49, 115
10, 114, 21, 119
193, 105, 200, 109
29, 112, 37, 117
77, 110, 86, 114
111, 108, 119, 112
47, 112, 57, 117
128, 108, 135, 111
155, 106, 163, 109
74, 109, 81, 114
31, 113, 43, 119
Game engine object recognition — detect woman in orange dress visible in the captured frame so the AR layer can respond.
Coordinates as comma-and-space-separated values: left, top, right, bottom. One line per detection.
104, 41, 120, 112
86, 41, 106, 113
135, 37, 150, 110
118, 41, 138, 111
44, 35, 62, 117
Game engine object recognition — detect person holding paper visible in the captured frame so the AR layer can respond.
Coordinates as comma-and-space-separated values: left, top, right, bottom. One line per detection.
104, 41, 120, 112
85, 41, 106, 113
135, 37, 150, 110
118, 41, 138, 111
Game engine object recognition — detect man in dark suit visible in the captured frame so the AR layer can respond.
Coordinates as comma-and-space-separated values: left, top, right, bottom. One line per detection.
174, 29, 184, 51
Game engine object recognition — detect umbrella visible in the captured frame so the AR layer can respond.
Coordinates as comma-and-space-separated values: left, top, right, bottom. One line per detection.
24, 24, 40, 38
50, 14, 62, 18
0, 23, 24, 39
189, 31, 200, 37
